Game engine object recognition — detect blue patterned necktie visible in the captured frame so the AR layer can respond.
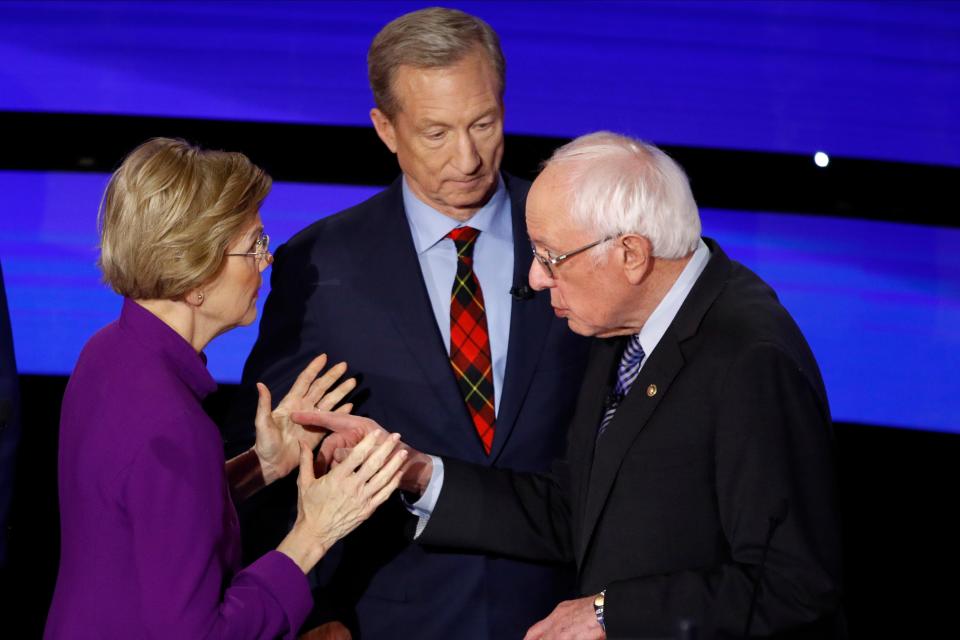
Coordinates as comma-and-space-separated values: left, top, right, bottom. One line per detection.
597, 334, 645, 437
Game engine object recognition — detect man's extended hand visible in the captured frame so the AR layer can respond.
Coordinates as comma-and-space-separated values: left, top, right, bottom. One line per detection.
523, 596, 605, 640
291, 411, 434, 495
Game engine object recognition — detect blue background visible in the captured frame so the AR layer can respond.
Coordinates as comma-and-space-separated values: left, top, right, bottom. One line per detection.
5, 170, 958, 433
2, 1, 958, 433
3, 0, 959, 165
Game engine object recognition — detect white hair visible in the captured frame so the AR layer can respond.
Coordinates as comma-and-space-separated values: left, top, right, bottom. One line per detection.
544, 131, 701, 260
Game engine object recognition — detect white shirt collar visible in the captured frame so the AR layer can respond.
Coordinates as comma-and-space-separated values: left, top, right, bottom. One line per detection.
637, 238, 711, 361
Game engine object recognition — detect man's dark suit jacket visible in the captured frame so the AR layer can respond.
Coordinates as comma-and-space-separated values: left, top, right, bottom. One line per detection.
0, 260, 21, 568
420, 239, 845, 639
224, 175, 590, 639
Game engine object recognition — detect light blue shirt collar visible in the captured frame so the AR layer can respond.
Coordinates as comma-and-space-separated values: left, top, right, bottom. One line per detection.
638, 238, 711, 364
402, 175, 511, 253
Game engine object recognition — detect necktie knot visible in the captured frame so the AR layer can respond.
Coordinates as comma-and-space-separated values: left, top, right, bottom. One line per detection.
598, 334, 645, 438
613, 334, 645, 397
447, 226, 481, 262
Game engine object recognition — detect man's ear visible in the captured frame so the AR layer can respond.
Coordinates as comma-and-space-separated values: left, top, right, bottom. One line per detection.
370, 108, 398, 154
619, 234, 652, 285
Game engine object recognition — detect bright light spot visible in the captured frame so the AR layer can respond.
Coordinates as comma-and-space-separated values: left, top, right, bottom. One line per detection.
814, 151, 830, 168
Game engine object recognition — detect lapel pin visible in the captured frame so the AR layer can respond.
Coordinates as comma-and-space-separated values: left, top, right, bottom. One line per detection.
646, 384, 658, 397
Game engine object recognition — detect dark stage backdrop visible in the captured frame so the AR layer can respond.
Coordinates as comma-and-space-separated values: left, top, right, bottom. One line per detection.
1, 1, 958, 637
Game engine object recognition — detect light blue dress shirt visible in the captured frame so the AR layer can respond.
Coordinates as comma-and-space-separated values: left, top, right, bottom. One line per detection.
402, 175, 514, 415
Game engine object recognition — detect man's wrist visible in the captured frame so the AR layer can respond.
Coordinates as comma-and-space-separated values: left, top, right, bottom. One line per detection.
404, 456, 444, 525
401, 451, 434, 495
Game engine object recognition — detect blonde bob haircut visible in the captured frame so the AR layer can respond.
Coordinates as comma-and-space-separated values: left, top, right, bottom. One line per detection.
97, 137, 271, 300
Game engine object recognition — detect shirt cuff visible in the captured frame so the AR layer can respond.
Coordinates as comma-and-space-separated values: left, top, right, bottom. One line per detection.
401, 456, 444, 538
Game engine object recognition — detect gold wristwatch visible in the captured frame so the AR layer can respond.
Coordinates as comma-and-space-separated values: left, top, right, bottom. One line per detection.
593, 589, 606, 631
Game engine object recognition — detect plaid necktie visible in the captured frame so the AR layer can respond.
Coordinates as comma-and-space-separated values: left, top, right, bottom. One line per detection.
598, 334, 645, 438
447, 226, 496, 454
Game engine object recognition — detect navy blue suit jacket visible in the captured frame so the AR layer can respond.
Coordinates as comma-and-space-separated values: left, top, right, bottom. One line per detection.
225, 175, 590, 639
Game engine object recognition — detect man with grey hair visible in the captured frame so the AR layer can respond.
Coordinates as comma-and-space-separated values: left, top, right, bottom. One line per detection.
304, 132, 845, 638
227, 6, 588, 640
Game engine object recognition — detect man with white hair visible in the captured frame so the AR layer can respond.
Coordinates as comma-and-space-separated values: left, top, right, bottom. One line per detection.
305, 131, 845, 638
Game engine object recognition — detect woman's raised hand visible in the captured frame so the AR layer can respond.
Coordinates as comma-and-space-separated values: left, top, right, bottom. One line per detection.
253, 354, 356, 484
278, 431, 406, 573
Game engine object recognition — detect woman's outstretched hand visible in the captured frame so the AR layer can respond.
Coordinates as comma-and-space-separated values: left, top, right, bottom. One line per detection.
278, 431, 407, 573
254, 354, 356, 485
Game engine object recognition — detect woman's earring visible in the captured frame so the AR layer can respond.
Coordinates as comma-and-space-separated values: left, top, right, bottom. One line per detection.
197, 292, 204, 304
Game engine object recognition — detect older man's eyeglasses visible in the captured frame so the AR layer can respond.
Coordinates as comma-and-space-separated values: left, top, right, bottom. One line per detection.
531, 236, 615, 279
227, 233, 271, 264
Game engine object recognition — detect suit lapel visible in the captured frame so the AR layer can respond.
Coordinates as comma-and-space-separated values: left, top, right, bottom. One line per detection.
488, 176, 555, 462
360, 180, 464, 427
568, 337, 623, 548
574, 238, 733, 565
575, 335, 685, 565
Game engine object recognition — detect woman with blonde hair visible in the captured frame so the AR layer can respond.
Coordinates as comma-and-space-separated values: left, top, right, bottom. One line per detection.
44, 138, 404, 639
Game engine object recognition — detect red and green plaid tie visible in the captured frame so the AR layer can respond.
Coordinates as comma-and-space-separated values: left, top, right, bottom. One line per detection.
447, 226, 496, 455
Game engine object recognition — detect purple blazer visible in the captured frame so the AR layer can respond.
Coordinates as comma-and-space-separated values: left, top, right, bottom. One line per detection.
45, 299, 311, 639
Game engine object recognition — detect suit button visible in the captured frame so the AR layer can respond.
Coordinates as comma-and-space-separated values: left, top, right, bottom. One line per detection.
646, 384, 658, 397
